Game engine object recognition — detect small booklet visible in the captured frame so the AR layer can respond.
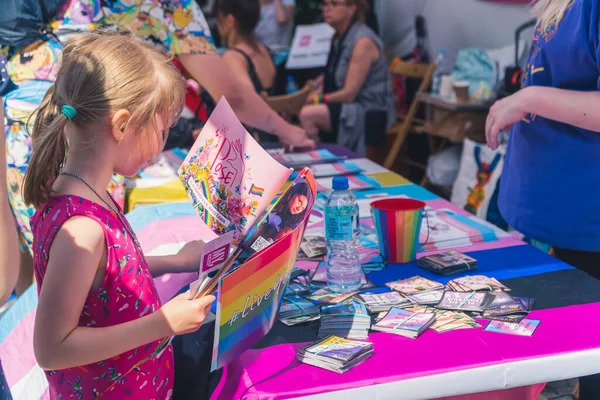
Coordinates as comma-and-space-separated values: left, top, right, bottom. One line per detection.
436, 291, 492, 313
484, 318, 540, 337
371, 307, 436, 339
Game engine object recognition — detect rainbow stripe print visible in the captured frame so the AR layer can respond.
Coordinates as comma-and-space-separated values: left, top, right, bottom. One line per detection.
371, 202, 424, 264
211, 219, 307, 371
186, 176, 215, 228
248, 183, 265, 197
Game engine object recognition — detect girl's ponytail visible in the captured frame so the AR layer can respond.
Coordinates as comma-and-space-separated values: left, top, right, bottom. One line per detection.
23, 87, 69, 209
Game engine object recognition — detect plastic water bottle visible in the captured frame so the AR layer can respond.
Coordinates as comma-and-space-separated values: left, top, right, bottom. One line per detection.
325, 177, 362, 293
286, 76, 298, 94
431, 48, 447, 95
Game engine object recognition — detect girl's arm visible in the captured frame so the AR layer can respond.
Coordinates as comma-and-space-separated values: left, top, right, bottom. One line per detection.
273, 0, 294, 25
323, 37, 379, 104
0, 97, 20, 305
145, 239, 205, 277
35, 217, 214, 370
486, 86, 600, 149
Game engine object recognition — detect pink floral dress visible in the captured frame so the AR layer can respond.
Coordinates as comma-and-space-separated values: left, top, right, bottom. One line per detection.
31, 195, 173, 399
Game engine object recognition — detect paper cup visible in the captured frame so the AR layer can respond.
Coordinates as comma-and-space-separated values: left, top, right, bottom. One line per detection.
370, 198, 426, 264
453, 81, 470, 104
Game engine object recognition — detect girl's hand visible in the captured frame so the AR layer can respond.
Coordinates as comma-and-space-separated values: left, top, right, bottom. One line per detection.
175, 240, 206, 273
486, 89, 528, 150
160, 292, 216, 336
279, 125, 316, 150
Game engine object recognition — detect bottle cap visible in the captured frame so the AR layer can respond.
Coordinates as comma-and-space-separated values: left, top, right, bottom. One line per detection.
332, 176, 349, 190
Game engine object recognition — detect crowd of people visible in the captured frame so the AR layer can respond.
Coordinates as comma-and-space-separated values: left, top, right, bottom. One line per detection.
1, 0, 600, 398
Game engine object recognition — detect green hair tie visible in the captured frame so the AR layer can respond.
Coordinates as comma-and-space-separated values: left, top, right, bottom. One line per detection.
61, 105, 77, 120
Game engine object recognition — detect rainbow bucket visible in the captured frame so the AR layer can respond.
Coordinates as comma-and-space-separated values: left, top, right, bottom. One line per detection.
370, 198, 426, 264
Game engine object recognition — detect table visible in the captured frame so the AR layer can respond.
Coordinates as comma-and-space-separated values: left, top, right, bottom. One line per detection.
127, 148, 600, 399
3, 147, 600, 400
415, 93, 490, 144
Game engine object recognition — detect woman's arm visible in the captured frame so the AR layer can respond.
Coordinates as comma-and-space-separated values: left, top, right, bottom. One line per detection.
323, 37, 379, 104
178, 54, 315, 149
34, 217, 213, 370
486, 86, 600, 149
0, 97, 20, 305
273, 0, 294, 25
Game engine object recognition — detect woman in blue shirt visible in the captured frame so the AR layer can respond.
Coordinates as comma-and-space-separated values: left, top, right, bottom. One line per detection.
487, 0, 600, 397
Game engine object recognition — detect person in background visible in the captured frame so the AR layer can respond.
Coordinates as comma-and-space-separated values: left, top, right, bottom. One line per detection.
0, 0, 314, 305
0, 58, 20, 308
255, 0, 296, 48
485, 0, 600, 397
215, 0, 276, 99
299, 0, 395, 156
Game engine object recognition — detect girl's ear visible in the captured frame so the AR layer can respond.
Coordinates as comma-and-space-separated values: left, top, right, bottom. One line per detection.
111, 109, 131, 142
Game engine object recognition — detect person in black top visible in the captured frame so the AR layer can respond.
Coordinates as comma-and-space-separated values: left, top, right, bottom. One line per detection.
215, 0, 277, 96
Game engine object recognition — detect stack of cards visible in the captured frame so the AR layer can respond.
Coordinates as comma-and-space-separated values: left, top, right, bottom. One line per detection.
385, 276, 445, 295
436, 291, 492, 312
371, 307, 436, 338
299, 236, 327, 260
356, 292, 412, 313
279, 296, 321, 326
284, 280, 311, 297
297, 335, 374, 374
318, 302, 371, 339
447, 275, 509, 292
406, 305, 482, 333
418, 251, 477, 275
405, 289, 445, 306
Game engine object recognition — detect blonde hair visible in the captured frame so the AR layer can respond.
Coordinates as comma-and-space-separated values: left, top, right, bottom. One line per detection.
23, 30, 186, 209
531, 0, 573, 33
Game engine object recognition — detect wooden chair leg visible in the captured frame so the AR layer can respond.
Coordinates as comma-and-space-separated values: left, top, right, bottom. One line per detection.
384, 122, 411, 170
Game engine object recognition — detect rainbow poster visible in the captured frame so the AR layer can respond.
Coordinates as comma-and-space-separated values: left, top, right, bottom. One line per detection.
211, 171, 317, 371
178, 97, 292, 243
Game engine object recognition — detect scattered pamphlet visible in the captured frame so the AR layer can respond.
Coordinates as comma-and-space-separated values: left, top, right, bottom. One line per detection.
406, 289, 444, 306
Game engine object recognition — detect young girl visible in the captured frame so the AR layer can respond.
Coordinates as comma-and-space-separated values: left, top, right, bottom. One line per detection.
486, 0, 600, 397
23, 30, 215, 399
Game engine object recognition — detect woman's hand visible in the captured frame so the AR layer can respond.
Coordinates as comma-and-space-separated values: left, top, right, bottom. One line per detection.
486, 89, 528, 150
279, 125, 316, 150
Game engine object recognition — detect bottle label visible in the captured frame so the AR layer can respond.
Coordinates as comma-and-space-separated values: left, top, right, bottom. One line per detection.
325, 215, 353, 241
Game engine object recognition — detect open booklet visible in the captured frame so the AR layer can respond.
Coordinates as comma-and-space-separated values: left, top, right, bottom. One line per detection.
166, 97, 317, 371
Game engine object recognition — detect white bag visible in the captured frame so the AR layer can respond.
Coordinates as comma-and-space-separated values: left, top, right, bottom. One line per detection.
426, 145, 462, 187
451, 139, 505, 222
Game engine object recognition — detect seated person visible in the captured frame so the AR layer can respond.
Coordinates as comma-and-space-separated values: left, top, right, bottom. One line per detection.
255, 0, 296, 49
299, 0, 395, 156
216, 0, 277, 98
